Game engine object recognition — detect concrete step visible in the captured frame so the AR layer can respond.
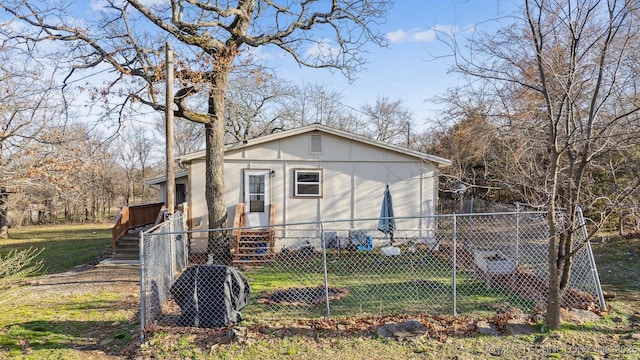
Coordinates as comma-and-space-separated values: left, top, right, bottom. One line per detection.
117, 242, 139, 250
112, 252, 140, 261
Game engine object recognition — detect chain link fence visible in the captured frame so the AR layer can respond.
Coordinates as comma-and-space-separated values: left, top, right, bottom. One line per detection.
139, 211, 188, 332
140, 209, 605, 335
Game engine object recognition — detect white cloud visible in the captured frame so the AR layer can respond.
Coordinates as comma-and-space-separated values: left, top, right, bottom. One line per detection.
386, 25, 468, 44
304, 39, 341, 60
386, 28, 436, 43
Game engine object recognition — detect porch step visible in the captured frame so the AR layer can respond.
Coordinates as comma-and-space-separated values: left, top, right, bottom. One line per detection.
113, 236, 140, 261
233, 230, 275, 266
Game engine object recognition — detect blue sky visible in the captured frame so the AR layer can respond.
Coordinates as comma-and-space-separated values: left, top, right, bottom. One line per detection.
267, 0, 518, 130
2, 0, 517, 132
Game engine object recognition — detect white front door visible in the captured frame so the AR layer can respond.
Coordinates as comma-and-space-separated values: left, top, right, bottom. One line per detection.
244, 169, 270, 227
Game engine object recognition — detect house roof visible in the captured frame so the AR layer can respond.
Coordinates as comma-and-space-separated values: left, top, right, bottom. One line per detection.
179, 123, 452, 168
145, 170, 188, 186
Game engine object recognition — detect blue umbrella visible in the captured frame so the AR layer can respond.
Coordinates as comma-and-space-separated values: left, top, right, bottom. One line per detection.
377, 184, 396, 245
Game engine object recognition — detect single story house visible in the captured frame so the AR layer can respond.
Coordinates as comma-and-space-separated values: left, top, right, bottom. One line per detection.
150, 124, 451, 257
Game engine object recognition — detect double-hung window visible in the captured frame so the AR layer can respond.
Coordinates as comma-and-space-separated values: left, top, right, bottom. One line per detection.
294, 169, 322, 197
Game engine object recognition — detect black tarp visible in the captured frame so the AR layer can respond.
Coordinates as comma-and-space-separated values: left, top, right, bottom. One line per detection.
170, 265, 250, 327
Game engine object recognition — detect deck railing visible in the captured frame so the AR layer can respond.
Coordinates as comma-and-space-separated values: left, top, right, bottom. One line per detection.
110, 202, 165, 250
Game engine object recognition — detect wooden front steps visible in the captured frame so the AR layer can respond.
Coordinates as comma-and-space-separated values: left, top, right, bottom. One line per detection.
110, 203, 165, 262
112, 224, 155, 261
232, 230, 275, 266
232, 203, 276, 266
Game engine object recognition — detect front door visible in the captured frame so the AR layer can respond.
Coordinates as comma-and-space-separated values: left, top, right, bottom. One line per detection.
243, 169, 270, 227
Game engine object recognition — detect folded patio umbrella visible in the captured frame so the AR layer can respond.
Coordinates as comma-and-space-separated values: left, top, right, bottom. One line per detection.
377, 184, 396, 245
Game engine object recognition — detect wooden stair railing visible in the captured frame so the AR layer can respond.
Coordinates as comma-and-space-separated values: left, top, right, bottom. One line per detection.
232, 203, 275, 265
110, 202, 165, 251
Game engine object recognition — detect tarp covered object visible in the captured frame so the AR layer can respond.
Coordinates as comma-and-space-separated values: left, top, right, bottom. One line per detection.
170, 265, 250, 328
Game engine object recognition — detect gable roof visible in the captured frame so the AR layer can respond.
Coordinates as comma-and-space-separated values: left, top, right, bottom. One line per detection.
178, 123, 451, 167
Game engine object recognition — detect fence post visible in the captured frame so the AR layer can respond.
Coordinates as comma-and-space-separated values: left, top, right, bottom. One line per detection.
182, 212, 188, 270
577, 206, 607, 311
515, 208, 520, 268
452, 214, 457, 318
139, 230, 146, 343
320, 221, 331, 318
169, 214, 175, 280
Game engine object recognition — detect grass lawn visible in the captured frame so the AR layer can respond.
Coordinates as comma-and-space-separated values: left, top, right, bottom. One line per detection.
147, 237, 640, 359
0, 224, 638, 359
1, 223, 113, 274
0, 223, 139, 359
238, 250, 542, 321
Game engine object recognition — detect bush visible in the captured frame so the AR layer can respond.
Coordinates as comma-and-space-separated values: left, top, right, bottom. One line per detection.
0, 247, 44, 289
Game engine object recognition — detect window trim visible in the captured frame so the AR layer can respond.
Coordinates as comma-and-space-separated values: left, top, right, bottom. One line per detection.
293, 168, 323, 198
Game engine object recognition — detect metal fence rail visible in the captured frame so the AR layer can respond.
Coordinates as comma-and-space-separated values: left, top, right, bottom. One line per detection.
140, 210, 605, 336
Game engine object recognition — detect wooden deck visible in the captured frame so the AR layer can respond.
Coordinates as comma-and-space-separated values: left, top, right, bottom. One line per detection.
110, 203, 164, 259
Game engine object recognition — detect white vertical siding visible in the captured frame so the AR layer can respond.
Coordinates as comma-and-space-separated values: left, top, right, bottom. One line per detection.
185, 132, 441, 241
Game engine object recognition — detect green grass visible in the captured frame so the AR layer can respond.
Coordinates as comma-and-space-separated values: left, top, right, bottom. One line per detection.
1, 223, 112, 274
0, 291, 134, 358
592, 237, 640, 297
241, 249, 539, 319
1, 225, 639, 359
0, 223, 138, 359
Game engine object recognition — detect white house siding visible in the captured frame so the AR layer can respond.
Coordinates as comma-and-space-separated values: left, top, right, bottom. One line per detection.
181, 126, 448, 253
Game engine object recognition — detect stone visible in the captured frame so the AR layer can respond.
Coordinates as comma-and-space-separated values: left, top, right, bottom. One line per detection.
561, 308, 601, 324
377, 320, 427, 341
504, 320, 537, 336
570, 308, 601, 323
476, 321, 500, 336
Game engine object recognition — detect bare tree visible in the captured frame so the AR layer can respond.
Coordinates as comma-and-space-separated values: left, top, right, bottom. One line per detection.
1, 0, 390, 262
225, 72, 294, 143
448, 0, 640, 328
155, 116, 206, 168
361, 95, 414, 146
0, 31, 68, 236
130, 129, 157, 203
587, 148, 640, 235
422, 88, 502, 203
281, 82, 366, 132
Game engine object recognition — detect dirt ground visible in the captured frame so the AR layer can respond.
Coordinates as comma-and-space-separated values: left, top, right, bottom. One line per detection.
31, 264, 140, 296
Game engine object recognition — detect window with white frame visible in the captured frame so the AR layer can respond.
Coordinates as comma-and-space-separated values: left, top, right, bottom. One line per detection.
294, 169, 322, 197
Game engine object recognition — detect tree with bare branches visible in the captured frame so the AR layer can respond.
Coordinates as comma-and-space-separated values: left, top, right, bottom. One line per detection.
0, 30, 70, 237
447, 0, 640, 328
362, 95, 414, 146
1, 0, 390, 262
224, 72, 294, 143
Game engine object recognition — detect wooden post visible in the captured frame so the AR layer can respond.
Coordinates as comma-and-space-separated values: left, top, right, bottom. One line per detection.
166, 42, 175, 216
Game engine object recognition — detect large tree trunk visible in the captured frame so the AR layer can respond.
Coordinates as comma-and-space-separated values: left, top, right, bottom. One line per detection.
546, 211, 561, 329
545, 151, 562, 329
205, 69, 231, 264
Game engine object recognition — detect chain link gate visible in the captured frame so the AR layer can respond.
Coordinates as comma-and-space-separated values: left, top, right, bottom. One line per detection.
139, 211, 188, 337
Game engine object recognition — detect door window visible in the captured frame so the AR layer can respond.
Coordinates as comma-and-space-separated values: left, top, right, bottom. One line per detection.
248, 174, 265, 212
